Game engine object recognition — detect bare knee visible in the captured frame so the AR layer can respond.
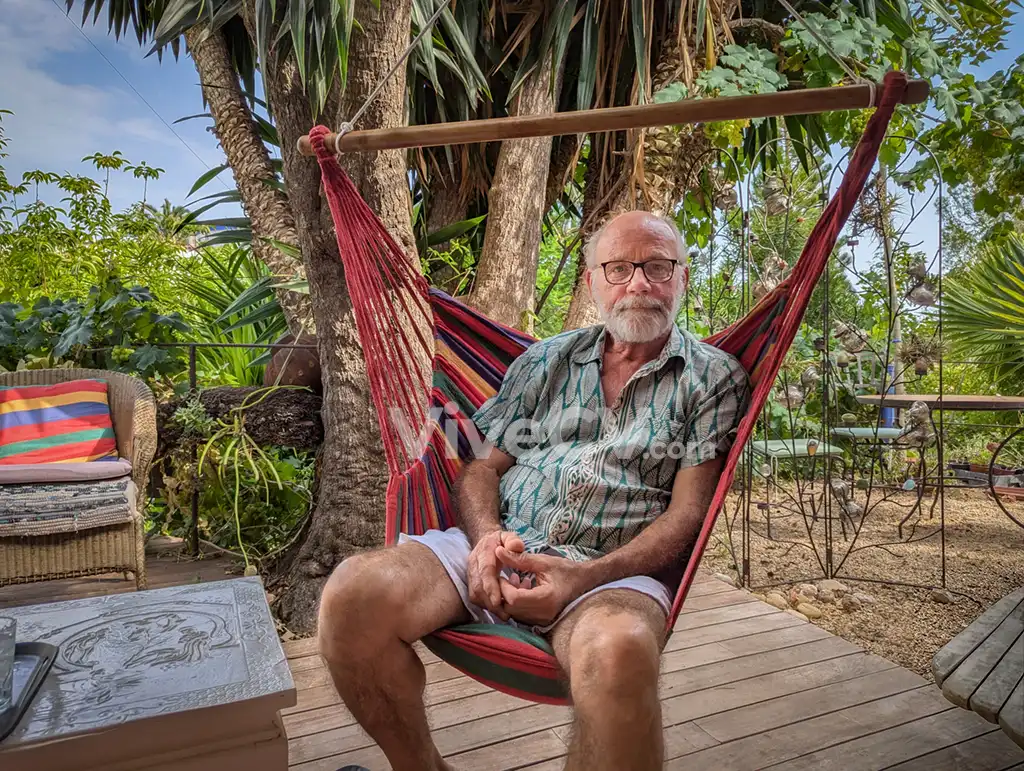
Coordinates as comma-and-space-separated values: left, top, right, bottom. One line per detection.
317, 550, 405, 659
568, 609, 661, 697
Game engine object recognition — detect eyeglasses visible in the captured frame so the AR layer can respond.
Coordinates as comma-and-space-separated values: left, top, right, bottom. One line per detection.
599, 259, 679, 285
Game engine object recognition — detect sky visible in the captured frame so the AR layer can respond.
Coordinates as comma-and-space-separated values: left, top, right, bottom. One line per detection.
0, 0, 228, 213
0, 0, 1020, 233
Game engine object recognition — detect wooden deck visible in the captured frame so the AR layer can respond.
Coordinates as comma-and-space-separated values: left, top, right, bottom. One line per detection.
2, 550, 1023, 770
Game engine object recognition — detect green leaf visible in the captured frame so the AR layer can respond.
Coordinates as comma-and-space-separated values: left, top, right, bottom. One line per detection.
577, 1, 599, 108
188, 164, 230, 197
420, 214, 486, 251
654, 83, 688, 103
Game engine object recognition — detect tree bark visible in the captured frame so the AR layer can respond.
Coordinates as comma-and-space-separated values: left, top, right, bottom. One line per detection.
467, 57, 558, 331
184, 24, 310, 335
259, 0, 420, 633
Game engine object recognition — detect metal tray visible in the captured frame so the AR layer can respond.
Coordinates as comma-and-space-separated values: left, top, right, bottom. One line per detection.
0, 643, 57, 743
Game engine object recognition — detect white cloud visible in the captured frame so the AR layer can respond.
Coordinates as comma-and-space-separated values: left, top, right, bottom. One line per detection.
0, 0, 227, 211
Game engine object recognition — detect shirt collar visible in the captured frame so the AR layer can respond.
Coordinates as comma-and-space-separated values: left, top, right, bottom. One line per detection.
571, 324, 688, 367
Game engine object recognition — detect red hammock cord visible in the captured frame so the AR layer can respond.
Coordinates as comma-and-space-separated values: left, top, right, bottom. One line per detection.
308, 70, 909, 629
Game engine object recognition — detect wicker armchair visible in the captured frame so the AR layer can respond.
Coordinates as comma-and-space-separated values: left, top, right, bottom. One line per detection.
0, 368, 156, 589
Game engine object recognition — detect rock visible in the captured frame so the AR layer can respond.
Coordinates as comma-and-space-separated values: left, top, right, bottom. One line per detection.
785, 608, 809, 622
852, 591, 876, 605
713, 572, 738, 588
818, 579, 849, 596
765, 592, 789, 610
797, 583, 819, 599
789, 586, 817, 607
931, 588, 954, 604
796, 602, 823, 619
841, 594, 862, 612
817, 588, 836, 604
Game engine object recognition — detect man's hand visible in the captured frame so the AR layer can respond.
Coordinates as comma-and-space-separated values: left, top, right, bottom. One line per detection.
495, 547, 586, 627
467, 530, 525, 620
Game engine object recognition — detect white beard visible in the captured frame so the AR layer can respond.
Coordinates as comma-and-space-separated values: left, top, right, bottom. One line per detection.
596, 293, 682, 343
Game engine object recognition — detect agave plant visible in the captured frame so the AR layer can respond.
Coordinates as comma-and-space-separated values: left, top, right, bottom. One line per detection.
942, 233, 1024, 386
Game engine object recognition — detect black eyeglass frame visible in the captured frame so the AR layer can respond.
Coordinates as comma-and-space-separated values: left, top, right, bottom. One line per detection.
598, 258, 680, 285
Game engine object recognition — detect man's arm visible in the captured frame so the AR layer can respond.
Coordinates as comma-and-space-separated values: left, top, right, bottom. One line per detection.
453, 448, 523, 619
573, 456, 724, 595
452, 448, 515, 546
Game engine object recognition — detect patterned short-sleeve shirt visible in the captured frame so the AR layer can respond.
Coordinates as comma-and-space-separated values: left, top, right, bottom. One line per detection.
471, 324, 750, 562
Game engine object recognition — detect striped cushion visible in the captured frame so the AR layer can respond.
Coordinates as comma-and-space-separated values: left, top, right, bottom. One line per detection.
0, 380, 119, 465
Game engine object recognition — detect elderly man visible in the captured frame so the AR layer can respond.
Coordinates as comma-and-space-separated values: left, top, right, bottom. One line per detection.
318, 210, 750, 771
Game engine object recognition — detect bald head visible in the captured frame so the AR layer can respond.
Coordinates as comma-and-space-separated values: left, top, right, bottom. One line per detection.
584, 211, 686, 269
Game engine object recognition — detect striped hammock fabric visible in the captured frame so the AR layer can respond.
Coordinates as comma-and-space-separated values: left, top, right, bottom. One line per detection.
0, 379, 118, 465
309, 71, 910, 705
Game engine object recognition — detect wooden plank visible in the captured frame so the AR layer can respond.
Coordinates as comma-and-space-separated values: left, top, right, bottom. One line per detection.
666, 609, 803, 652
291, 742, 389, 771
683, 580, 736, 598
551, 719, 719, 758
282, 685, 342, 716
288, 655, 323, 674
661, 652, 893, 728
694, 666, 927, 742
971, 632, 1024, 722
289, 659, 460, 695
942, 604, 1024, 708
660, 622, 831, 675
678, 589, 759, 613
765, 705, 999, 771
671, 600, 779, 633
933, 589, 1024, 685
289, 721, 373, 765
883, 730, 1024, 770
445, 728, 568, 770
283, 638, 318, 658
670, 686, 950, 770
1000, 678, 1024, 749
434, 704, 572, 757
282, 668, 490, 720
660, 636, 862, 701
284, 624, 831, 756
285, 686, 534, 740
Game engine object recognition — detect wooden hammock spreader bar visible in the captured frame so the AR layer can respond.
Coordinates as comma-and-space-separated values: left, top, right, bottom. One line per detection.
298, 79, 928, 156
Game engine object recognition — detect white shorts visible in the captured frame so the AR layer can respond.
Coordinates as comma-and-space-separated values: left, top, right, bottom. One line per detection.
398, 527, 673, 634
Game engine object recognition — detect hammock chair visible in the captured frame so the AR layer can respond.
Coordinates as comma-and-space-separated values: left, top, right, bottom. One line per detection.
304, 70, 916, 705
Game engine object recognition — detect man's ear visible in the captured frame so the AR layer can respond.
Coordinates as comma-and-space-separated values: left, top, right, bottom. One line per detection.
585, 268, 593, 293
683, 264, 690, 292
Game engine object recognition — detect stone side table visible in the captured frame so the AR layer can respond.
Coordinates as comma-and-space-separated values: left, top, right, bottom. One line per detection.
0, 576, 295, 770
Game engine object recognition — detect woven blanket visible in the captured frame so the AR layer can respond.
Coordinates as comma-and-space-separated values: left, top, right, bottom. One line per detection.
0, 477, 136, 537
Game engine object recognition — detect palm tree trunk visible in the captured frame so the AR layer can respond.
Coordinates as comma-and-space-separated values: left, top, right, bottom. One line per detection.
466, 56, 558, 331
258, 0, 421, 633
184, 24, 310, 335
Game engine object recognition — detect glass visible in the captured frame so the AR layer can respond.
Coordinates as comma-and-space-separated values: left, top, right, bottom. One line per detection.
600, 259, 678, 285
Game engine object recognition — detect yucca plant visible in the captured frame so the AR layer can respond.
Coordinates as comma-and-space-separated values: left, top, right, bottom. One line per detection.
179, 246, 288, 385
942, 233, 1024, 387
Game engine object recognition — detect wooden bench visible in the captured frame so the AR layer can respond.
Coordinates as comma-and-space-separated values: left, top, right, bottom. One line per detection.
933, 587, 1024, 750
0, 576, 295, 770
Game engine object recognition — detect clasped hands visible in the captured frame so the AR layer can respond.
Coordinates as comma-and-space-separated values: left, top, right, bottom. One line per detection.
467, 530, 585, 626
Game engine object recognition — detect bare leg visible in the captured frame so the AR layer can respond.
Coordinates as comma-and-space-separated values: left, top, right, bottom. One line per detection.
549, 589, 667, 771
317, 542, 470, 771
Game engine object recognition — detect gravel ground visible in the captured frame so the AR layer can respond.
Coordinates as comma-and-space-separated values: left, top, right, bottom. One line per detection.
702, 482, 1024, 679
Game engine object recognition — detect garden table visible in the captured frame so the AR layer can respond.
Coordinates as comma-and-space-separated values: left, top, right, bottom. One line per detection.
0, 576, 295, 770
856, 394, 1024, 530
932, 587, 1024, 750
